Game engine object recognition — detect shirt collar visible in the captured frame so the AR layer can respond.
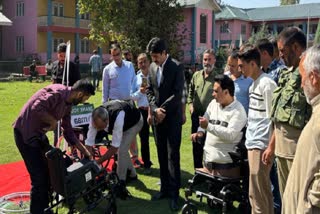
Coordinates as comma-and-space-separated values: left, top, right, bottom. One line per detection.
160, 54, 169, 70
310, 94, 320, 109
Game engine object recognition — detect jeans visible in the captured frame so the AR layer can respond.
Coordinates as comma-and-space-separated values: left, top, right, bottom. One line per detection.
270, 160, 282, 213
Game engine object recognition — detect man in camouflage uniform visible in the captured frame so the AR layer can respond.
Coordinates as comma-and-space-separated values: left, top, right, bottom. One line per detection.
270, 27, 311, 197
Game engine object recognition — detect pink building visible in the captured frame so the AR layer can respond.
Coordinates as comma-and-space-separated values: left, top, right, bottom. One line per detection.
215, 3, 320, 48
1, 0, 221, 66
178, 0, 221, 64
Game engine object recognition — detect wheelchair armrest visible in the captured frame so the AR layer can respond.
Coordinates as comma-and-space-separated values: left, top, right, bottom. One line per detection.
95, 139, 112, 147
228, 151, 242, 164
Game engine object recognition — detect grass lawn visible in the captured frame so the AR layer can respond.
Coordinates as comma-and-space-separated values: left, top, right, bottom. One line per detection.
0, 80, 242, 214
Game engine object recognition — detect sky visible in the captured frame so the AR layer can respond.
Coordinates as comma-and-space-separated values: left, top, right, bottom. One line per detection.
222, 0, 320, 8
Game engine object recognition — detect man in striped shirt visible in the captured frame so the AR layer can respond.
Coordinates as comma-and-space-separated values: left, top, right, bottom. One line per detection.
238, 45, 277, 214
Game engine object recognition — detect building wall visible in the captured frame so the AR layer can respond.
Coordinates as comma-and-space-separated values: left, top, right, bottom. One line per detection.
180, 8, 193, 63
3, 0, 38, 60
37, 0, 48, 16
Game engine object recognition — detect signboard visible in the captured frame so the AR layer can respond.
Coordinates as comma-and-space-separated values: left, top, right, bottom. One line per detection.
71, 104, 94, 127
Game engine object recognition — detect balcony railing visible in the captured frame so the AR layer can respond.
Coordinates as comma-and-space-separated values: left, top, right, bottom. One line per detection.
38, 16, 90, 29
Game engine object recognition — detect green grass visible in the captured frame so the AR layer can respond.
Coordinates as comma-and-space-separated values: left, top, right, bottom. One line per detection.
0, 80, 242, 214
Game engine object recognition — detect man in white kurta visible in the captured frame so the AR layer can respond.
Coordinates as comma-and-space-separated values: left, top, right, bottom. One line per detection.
283, 45, 320, 214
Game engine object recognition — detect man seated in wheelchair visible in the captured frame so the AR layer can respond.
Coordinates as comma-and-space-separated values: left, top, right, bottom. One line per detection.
191, 75, 247, 178
85, 100, 143, 185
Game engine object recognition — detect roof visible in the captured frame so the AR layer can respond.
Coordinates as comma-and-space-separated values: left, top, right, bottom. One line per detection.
178, 0, 221, 12
216, 3, 320, 22
0, 12, 12, 26
215, 5, 249, 21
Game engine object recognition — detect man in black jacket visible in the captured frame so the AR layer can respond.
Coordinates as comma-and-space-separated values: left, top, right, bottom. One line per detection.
52, 43, 81, 86
145, 37, 184, 211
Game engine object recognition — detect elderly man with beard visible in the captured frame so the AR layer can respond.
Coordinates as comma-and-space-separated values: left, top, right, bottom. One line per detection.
187, 49, 221, 169
282, 45, 320, 213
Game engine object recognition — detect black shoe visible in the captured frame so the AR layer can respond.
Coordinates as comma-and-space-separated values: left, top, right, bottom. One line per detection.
151, 191, 168, 201
126, 174, 138, 183
169, 198, 179, 211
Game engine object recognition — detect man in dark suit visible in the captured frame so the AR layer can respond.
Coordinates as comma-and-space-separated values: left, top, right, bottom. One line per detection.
145, 37, 184, 211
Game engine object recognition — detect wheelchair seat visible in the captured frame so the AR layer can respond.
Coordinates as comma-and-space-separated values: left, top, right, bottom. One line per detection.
182, 141, 250, 214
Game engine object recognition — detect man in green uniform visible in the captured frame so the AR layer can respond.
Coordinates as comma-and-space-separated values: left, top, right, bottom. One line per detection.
270, 27, 311, 197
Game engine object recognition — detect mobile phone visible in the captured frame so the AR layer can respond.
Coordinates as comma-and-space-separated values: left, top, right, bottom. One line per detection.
141, 77, 148, 87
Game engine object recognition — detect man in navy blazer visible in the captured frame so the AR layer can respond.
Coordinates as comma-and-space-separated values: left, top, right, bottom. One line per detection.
145, 37, 184, 211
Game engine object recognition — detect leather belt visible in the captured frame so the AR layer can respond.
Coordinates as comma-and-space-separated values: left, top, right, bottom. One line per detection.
139, 106, 149, 111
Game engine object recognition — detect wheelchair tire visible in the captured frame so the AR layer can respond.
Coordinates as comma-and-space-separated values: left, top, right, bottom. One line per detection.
105, 201, 117, 214
182, 203, 198, 214
0, 192, 30, 213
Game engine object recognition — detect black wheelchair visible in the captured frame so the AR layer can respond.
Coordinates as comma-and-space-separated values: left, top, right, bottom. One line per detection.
182, 142, 250, 214
44, 147, 119, 214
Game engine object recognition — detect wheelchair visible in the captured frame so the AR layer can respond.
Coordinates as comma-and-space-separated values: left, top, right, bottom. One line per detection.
182, 142, 250, 214
44, 147, 119, 214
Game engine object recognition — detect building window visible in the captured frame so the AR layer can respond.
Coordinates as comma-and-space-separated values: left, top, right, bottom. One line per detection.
241, 24, 246, 34
53, 3, 63, 17
80, 13, 90, 20
16, 1, 24, 17
16, 36, 24, 53
80, 39, 89, 53
59, 4, 64, 17
200, 14, 207, 43
220, 22, 229, 33
53, 38, 64, 52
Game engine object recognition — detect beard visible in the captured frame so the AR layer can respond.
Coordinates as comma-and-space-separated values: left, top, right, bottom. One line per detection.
203, 64, 214, 73
72, 97, 83, 105
304, 78, 315, 104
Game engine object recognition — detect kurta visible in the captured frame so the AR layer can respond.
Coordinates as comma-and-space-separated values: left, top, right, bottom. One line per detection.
283, 94, 320, 214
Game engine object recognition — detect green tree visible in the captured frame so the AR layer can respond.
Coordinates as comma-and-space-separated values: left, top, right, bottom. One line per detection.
280, 0, 300, 5
78, 0, 188, 60
248, 23, 274, 45
314, 19, 320, 45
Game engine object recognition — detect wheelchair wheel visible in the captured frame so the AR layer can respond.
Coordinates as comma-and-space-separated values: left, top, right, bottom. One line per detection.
105, 201, 117, 214
207, 198, 221, 209
182, 203, 198, 214
0, 192, 30, 213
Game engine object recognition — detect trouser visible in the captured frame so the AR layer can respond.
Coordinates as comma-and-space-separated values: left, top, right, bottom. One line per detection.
276, 156, 293, 198
117, 115, 143, 181
191, 112, 205, 168
92, 71, 98, 89
155, 119, 182, 199
138, 108, 152, 168
270, 160, 282, 213
14, 128, 50, 214
248, 149, 274, 214
129, 137, 139, 161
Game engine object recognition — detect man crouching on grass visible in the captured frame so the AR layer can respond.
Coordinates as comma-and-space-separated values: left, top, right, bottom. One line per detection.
13, 79, 95, 214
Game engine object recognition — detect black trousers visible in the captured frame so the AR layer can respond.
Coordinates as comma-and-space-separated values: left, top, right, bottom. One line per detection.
138, 108, 152, 168
14, 129, 50, 214
155, 119, 182, 199
191, 112, 205, 168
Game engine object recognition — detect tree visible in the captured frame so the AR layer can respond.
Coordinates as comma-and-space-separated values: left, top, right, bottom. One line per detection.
248, 23, 275, 45
314, 19, 320, 45
77, 0, 188, 60
280, 0, 300, 5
